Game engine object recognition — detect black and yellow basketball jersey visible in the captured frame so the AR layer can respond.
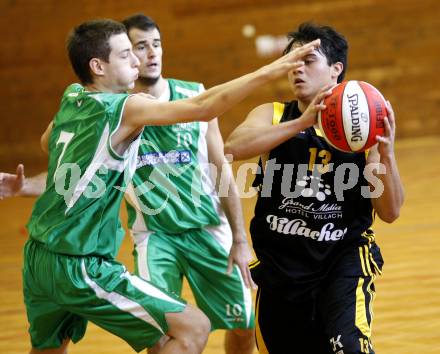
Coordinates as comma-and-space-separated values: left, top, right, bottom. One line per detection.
250, 101, 376, 301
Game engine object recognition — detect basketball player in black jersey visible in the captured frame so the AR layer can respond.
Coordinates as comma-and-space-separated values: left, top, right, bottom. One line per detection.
225, 23, 404, 354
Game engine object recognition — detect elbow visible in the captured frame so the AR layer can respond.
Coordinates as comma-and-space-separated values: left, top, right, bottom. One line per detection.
224, 140, 234, 156
375, 191, 405, 224
40, 135, 48, 154
385, 194, 405, 223
378, 208, 400, 224
224, 140, 243, 161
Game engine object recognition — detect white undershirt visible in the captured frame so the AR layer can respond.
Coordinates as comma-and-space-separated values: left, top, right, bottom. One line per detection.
157, 81, 170, 102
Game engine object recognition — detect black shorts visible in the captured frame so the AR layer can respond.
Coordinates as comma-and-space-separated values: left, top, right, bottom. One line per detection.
255, 243, 383, 354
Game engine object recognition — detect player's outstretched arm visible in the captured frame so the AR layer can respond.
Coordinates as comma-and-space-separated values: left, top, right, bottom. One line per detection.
114, 40, 321, 146
0, 164, 46, 199
225, 86, 331, 160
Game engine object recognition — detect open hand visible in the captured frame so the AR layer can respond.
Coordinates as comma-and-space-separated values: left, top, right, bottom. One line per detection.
376, 100, 396, 157
0, 164, 25, 200
227, 240, 257, 289
299, 84, 334, 128
262, 39, 321, 81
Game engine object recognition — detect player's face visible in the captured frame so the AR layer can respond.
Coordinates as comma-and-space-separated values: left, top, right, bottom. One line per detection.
128, 27, 162, 81
287, 45, 340, 103
104, 33, 140, 92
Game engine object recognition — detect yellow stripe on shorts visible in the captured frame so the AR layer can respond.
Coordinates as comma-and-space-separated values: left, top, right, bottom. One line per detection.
363, 245, 374, 276
358, 246, 368, 277
355, 277, 372, 339
249, 260, 260, 269
255, 289, 270, 354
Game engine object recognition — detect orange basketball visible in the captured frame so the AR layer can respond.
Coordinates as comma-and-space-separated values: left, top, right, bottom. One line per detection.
318, 80, 387, 152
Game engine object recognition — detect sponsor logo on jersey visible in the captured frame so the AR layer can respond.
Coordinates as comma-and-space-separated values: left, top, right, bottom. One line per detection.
279, 198, 343, 220
172, 122, 197, 131
266, 215, 347, 241
137, 150, 191, 168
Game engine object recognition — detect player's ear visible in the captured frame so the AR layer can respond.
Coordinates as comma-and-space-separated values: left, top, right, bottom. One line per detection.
331, 62, 343, 80
89, 58, 105, 78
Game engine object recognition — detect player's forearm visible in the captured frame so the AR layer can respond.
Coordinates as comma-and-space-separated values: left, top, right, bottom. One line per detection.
219, 191, 248, 244
372, 154, 404, 223
21, 172, 47, 197
225, 119, 308, 160
192, 71, 270, 121
216, 161, 248, 243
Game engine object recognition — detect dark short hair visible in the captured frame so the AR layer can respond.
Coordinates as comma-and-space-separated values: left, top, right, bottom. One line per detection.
284, 22, 348, 83
66, 19, 126, 85
122, 13, 160, 34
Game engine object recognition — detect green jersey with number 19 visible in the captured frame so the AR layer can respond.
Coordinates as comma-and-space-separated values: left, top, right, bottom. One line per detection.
27, 84, 140, 259
125, 79, 223, 234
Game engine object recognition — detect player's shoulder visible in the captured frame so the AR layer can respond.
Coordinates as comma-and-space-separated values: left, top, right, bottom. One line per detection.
253, 101, 287, 112
56, 83, 128, 127
60, 83, 126, 109
63, 83, 83, 95
245, 101, 291, 127
60, 83, 84, 103
249, 102, 278, 118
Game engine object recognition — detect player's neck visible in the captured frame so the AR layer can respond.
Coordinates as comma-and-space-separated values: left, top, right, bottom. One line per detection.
133, 76, 167, 99
297, 99, 310, 113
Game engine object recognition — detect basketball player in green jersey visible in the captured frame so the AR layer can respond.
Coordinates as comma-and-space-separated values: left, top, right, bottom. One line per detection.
0, 18, 321, 354
121, 14, 255, 354
225, 23, 404, 353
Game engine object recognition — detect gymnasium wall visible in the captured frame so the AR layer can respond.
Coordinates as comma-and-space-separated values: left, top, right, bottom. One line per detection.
1, 0, 438, 172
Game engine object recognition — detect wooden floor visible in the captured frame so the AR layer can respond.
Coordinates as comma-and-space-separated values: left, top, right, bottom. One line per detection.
1, 136, 439, 353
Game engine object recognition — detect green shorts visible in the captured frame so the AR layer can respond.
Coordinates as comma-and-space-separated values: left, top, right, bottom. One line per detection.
23, 239, 186, 352
131, 227, 255, 330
